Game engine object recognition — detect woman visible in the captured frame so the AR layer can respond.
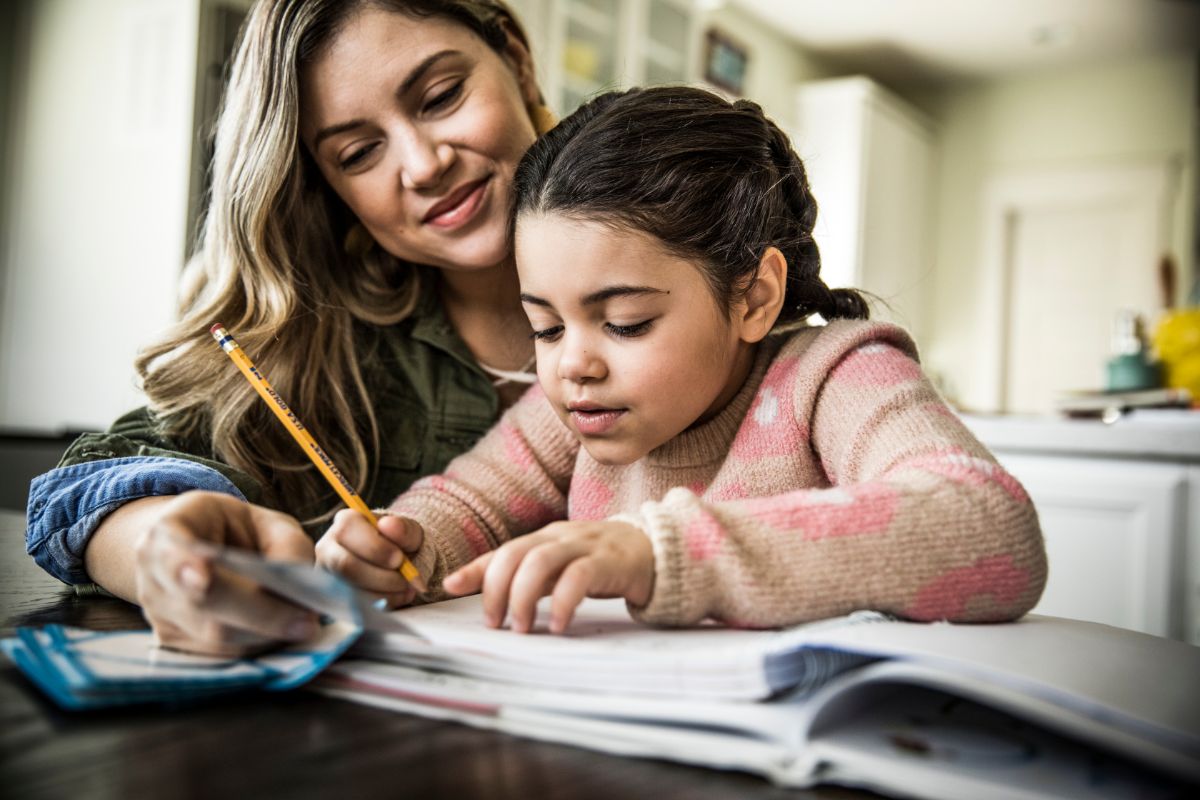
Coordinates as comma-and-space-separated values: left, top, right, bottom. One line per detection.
24, 0, 554, 656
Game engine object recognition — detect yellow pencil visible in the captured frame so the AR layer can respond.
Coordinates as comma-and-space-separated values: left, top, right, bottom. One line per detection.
209, 323, 427, 594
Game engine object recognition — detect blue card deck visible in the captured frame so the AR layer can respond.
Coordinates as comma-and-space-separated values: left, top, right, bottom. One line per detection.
2, 547, 371, 709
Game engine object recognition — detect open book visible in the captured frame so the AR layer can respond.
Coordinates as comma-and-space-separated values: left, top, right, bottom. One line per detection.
6, 549, 1195, 797
316, 594, 1200, 799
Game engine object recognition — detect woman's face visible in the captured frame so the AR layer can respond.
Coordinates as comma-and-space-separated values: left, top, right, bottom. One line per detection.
300, 8, 539, 272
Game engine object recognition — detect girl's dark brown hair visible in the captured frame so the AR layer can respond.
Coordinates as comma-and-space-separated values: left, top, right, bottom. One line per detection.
512, 86, 869, 324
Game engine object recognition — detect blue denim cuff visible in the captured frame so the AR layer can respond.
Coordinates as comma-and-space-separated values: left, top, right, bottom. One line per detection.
25, 457, 247, 585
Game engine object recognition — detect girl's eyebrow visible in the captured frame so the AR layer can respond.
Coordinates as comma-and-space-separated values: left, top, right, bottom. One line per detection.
310, 49, 461, 150
520, 286, 667, 308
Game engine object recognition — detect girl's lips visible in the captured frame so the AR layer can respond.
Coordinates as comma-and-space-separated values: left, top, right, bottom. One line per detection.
424, 178, 489, 229
570, 409, 626, 436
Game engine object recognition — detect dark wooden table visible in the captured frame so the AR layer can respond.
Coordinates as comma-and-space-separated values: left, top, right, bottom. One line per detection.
0, 510, 868, 800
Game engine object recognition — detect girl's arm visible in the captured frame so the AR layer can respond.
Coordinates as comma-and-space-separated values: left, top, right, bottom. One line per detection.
619, 334, 1048, 629
322, 386, 581, 600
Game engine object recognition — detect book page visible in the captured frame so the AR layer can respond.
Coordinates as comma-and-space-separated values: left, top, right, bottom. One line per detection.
357, 595, 880, 700
811, 677, 1193, 800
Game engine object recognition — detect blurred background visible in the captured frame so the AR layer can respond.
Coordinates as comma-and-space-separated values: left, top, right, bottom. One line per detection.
0, 0, 1199, 640
2, 0, 1198, 429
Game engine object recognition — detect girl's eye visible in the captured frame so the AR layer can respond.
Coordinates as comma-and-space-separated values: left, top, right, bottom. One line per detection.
424, 81, 464, 113
606, 320, 653, 338
530, 325, 564, 343
339, 142, 378, 171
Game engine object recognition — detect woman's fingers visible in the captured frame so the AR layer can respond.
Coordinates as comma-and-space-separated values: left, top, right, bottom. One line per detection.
193, 562, 319, 641
133, 492, 319, 656
140, 548, 316, 657
250, 504, 316, 563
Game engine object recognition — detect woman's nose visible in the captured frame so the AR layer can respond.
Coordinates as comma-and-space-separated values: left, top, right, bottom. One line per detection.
397, 130, 455, 190
557, 336, 606, 384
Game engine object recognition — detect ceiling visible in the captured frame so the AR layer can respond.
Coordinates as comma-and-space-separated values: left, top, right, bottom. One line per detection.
727, 0, 1200, 89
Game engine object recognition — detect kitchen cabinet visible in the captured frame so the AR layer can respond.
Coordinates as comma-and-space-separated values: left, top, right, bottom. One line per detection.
963, 413, 1200, 644
792, 76, 935, 345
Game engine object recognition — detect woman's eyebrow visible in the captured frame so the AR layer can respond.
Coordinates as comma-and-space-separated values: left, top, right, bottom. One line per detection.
519, 286, 667, 308
311, 49, 461, 150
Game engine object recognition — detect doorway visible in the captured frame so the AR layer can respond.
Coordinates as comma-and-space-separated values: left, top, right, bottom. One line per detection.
984, 161, 1177, 414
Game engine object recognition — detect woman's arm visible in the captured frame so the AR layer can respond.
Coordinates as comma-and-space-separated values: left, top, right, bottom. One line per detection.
26, 408, 318, 655
83, 495, 174, 602
83, 491, 319, 656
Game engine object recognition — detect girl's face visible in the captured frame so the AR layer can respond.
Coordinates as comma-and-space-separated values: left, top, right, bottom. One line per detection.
300, 8, 539, 272
516, 215, 757, 466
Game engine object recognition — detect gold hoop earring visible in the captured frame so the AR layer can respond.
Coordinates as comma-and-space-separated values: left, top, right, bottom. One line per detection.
530, 104, 558, 136
343, 223, 375, 257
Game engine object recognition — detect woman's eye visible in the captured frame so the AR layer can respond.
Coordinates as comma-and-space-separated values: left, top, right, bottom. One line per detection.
530, 325, 564, 343
424, 81, 464, 113
339, 143, 378, 171
606, 320, 653, 338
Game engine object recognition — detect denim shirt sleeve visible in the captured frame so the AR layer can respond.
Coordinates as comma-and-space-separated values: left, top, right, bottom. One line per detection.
25, 457, 247, 585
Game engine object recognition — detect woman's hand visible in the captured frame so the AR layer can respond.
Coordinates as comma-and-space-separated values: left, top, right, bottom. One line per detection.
442, 520, 654, 634
126, 491, 320, 657
315, 509, 424, 609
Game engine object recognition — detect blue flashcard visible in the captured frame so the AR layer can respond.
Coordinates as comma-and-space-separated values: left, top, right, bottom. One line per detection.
2, 548, 368, 709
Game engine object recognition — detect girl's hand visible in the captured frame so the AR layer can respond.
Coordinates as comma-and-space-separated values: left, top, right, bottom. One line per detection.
442, 520, 654, 634
315, 509, 423, 608
131, 491, 320, 657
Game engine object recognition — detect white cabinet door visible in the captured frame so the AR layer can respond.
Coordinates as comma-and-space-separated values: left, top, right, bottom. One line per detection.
997, 454, 1190, 640
793, 77, 934, 343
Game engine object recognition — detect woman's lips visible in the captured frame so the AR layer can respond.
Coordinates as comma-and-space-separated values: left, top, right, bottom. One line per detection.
423, 178, 489, 229
570, 408, 626, 436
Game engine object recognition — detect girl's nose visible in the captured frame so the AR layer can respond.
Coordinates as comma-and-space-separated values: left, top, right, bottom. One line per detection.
557, 336, 606, 384
397, 131, 455, 190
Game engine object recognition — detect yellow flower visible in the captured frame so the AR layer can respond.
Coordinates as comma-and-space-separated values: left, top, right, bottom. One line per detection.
1153, 309, 1200, 395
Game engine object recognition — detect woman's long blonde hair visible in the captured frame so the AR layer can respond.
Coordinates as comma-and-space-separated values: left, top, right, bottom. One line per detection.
136, 0, 534, 523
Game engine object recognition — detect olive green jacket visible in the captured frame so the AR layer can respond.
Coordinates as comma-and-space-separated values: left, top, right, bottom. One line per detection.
53, 275, 500, 536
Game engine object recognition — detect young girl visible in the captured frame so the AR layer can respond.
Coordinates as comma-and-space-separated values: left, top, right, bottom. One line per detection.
317, 86, 1047, 635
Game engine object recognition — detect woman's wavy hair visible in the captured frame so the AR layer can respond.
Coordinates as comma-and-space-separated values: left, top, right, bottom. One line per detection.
512, 86, 869, 326
137, 0, 535, 524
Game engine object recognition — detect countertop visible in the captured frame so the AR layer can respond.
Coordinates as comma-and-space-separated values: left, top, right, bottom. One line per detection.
960, 410, 1200, 462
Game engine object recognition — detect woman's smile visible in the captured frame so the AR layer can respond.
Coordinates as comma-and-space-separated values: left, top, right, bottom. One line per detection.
423, 176, 491, 229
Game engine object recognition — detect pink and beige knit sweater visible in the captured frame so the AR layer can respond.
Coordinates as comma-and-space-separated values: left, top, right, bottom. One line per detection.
390, 320, 1047, 628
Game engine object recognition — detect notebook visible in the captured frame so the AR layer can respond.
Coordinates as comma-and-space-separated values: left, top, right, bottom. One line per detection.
5, 548, 1197, 797
323, 593, 1200, 797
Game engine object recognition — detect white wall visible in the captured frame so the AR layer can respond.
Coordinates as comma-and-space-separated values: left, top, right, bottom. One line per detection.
922, 52, 1198, 411
0, 0, 201, 431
